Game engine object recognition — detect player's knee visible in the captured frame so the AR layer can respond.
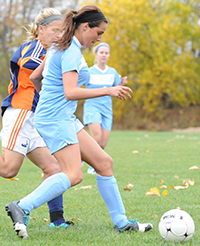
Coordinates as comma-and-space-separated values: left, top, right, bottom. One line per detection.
105, 155, 113, 170
1, 168, 19, 179
42, 162, 61, 177
68, 169, 83, 186
96, 155, 113, 175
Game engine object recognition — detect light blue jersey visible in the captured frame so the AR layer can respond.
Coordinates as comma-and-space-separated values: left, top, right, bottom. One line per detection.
35, 37, 89, 122
83, 65, 121, 130
34, 37, 89, 154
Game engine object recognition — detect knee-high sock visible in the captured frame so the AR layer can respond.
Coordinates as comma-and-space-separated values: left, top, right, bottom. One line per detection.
48, 195, 65, 224
18, 172, 71, 214
96, 175, 129, 228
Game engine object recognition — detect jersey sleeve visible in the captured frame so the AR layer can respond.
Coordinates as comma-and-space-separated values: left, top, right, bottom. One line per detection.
11, 40, 45, 74
61, 46, 81, 74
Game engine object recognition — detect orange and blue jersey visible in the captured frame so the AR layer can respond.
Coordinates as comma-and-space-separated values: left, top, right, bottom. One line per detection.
1, 39, 46, 116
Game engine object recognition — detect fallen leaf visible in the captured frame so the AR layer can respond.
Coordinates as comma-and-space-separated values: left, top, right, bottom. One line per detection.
127, 183, 134, 188
123, 183, 134, 191
174, 175, 179, 178
155, 214, 159, 218
145, 187, 160, 196
30, 217, 37, 220
38, 171, 44, 177
149, 187, 160, 196
146, 150, 150, 153
71, 217, 84, 222
132, 150, 139, 154
44, 218, 49, 223
170, 184, 189, 190
160, 185, 167, 188
74, 185, 92, 190
7, 178, 19, 181
145, 191, 159, 196
159, 180, 165, 184
123, 187, 131, 191
183, 179, 195, 186
162, 190, 168, 196
189, 166, 199, 170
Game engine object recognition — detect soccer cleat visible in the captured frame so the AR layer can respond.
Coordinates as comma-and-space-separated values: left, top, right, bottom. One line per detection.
49, 220, 74, 228
87, 167, 96, 175
5, 201, 29, 239
114, 219, 153, 233
137, 222, 153, 232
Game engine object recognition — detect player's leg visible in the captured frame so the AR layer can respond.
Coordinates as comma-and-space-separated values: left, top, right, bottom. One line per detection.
0, 148, 24, 178
87, 123, 102, 174
78, 129, 153, 232
0, 107, 26, 178
101, 129, 110, 150
88, 122, 102, 146
17, 144, 82, 215
100, 113, 112, 149
27, 146, 74, 228
5, 121, 83, 239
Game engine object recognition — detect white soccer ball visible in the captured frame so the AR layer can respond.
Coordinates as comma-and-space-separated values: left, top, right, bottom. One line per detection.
158, 209, 195, 242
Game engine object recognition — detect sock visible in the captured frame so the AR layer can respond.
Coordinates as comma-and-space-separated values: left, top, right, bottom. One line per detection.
96, 175, 129, 228
18, 172, 71, 214
48, 195, 65, 225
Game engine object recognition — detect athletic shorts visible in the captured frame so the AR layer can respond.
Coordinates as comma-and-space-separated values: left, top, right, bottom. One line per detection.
35, 118, 84, 155
83, 105, 112, 131
0, 107, 46, 156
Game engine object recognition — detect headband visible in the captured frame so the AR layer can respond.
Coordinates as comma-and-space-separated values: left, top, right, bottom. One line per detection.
37, 14, 63, 29
95, 43, 110, 53
74, 11, 106, 24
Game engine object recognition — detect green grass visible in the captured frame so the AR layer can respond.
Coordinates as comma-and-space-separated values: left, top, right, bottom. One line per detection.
0, 131, 199, 245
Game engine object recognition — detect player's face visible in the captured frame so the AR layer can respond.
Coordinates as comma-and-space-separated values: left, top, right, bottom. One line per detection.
96, 46, 110, 65
82, 21, 107, 49
39, 20, 63, 48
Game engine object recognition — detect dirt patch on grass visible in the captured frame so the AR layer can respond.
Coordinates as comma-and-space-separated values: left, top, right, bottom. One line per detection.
171, 127, 200, 133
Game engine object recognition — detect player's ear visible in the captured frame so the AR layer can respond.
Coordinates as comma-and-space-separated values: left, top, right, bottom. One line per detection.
82, 22, 89, 31
38, 25, 44, 34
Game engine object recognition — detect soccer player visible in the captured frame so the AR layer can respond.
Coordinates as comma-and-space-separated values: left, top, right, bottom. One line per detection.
5, 5, 153, 239
1, 8, 73, 232
83, 43, 128, 174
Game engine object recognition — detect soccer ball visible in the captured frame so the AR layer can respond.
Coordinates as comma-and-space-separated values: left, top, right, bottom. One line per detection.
158, 209, 195, 242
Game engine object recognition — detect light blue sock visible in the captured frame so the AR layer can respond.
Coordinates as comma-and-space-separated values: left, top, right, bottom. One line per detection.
18, 172, 71, 214
96, 175, 129, 228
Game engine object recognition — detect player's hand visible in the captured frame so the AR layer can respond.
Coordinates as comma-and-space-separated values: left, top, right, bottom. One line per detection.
120, 76, 128, 86
108, 86, 133, 100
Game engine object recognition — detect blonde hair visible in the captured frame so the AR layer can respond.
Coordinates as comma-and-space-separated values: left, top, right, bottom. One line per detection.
92, 42, 110, 54
25, 8, 62, 42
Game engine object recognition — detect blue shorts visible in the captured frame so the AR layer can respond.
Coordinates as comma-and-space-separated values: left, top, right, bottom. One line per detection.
83, 105, 112, 131
35, 118, 83, 154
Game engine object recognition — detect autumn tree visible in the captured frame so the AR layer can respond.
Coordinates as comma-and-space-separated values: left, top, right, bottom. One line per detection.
0, 0, 79, 99
83, 0, 200, 118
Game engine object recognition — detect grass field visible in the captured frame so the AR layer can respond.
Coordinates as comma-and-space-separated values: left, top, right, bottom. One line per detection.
0, 131, 199, 245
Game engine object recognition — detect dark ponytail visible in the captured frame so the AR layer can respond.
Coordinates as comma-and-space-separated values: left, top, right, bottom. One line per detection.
55, 5, 107, 51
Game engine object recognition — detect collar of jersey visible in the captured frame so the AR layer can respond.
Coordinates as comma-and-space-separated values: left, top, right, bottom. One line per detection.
73, 36, 82, 49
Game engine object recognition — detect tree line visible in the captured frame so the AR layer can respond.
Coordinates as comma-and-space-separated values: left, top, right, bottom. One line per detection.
1, 0, 200, 120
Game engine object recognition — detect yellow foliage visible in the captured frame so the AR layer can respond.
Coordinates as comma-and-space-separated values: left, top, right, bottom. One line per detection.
83, 0, 200, 118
